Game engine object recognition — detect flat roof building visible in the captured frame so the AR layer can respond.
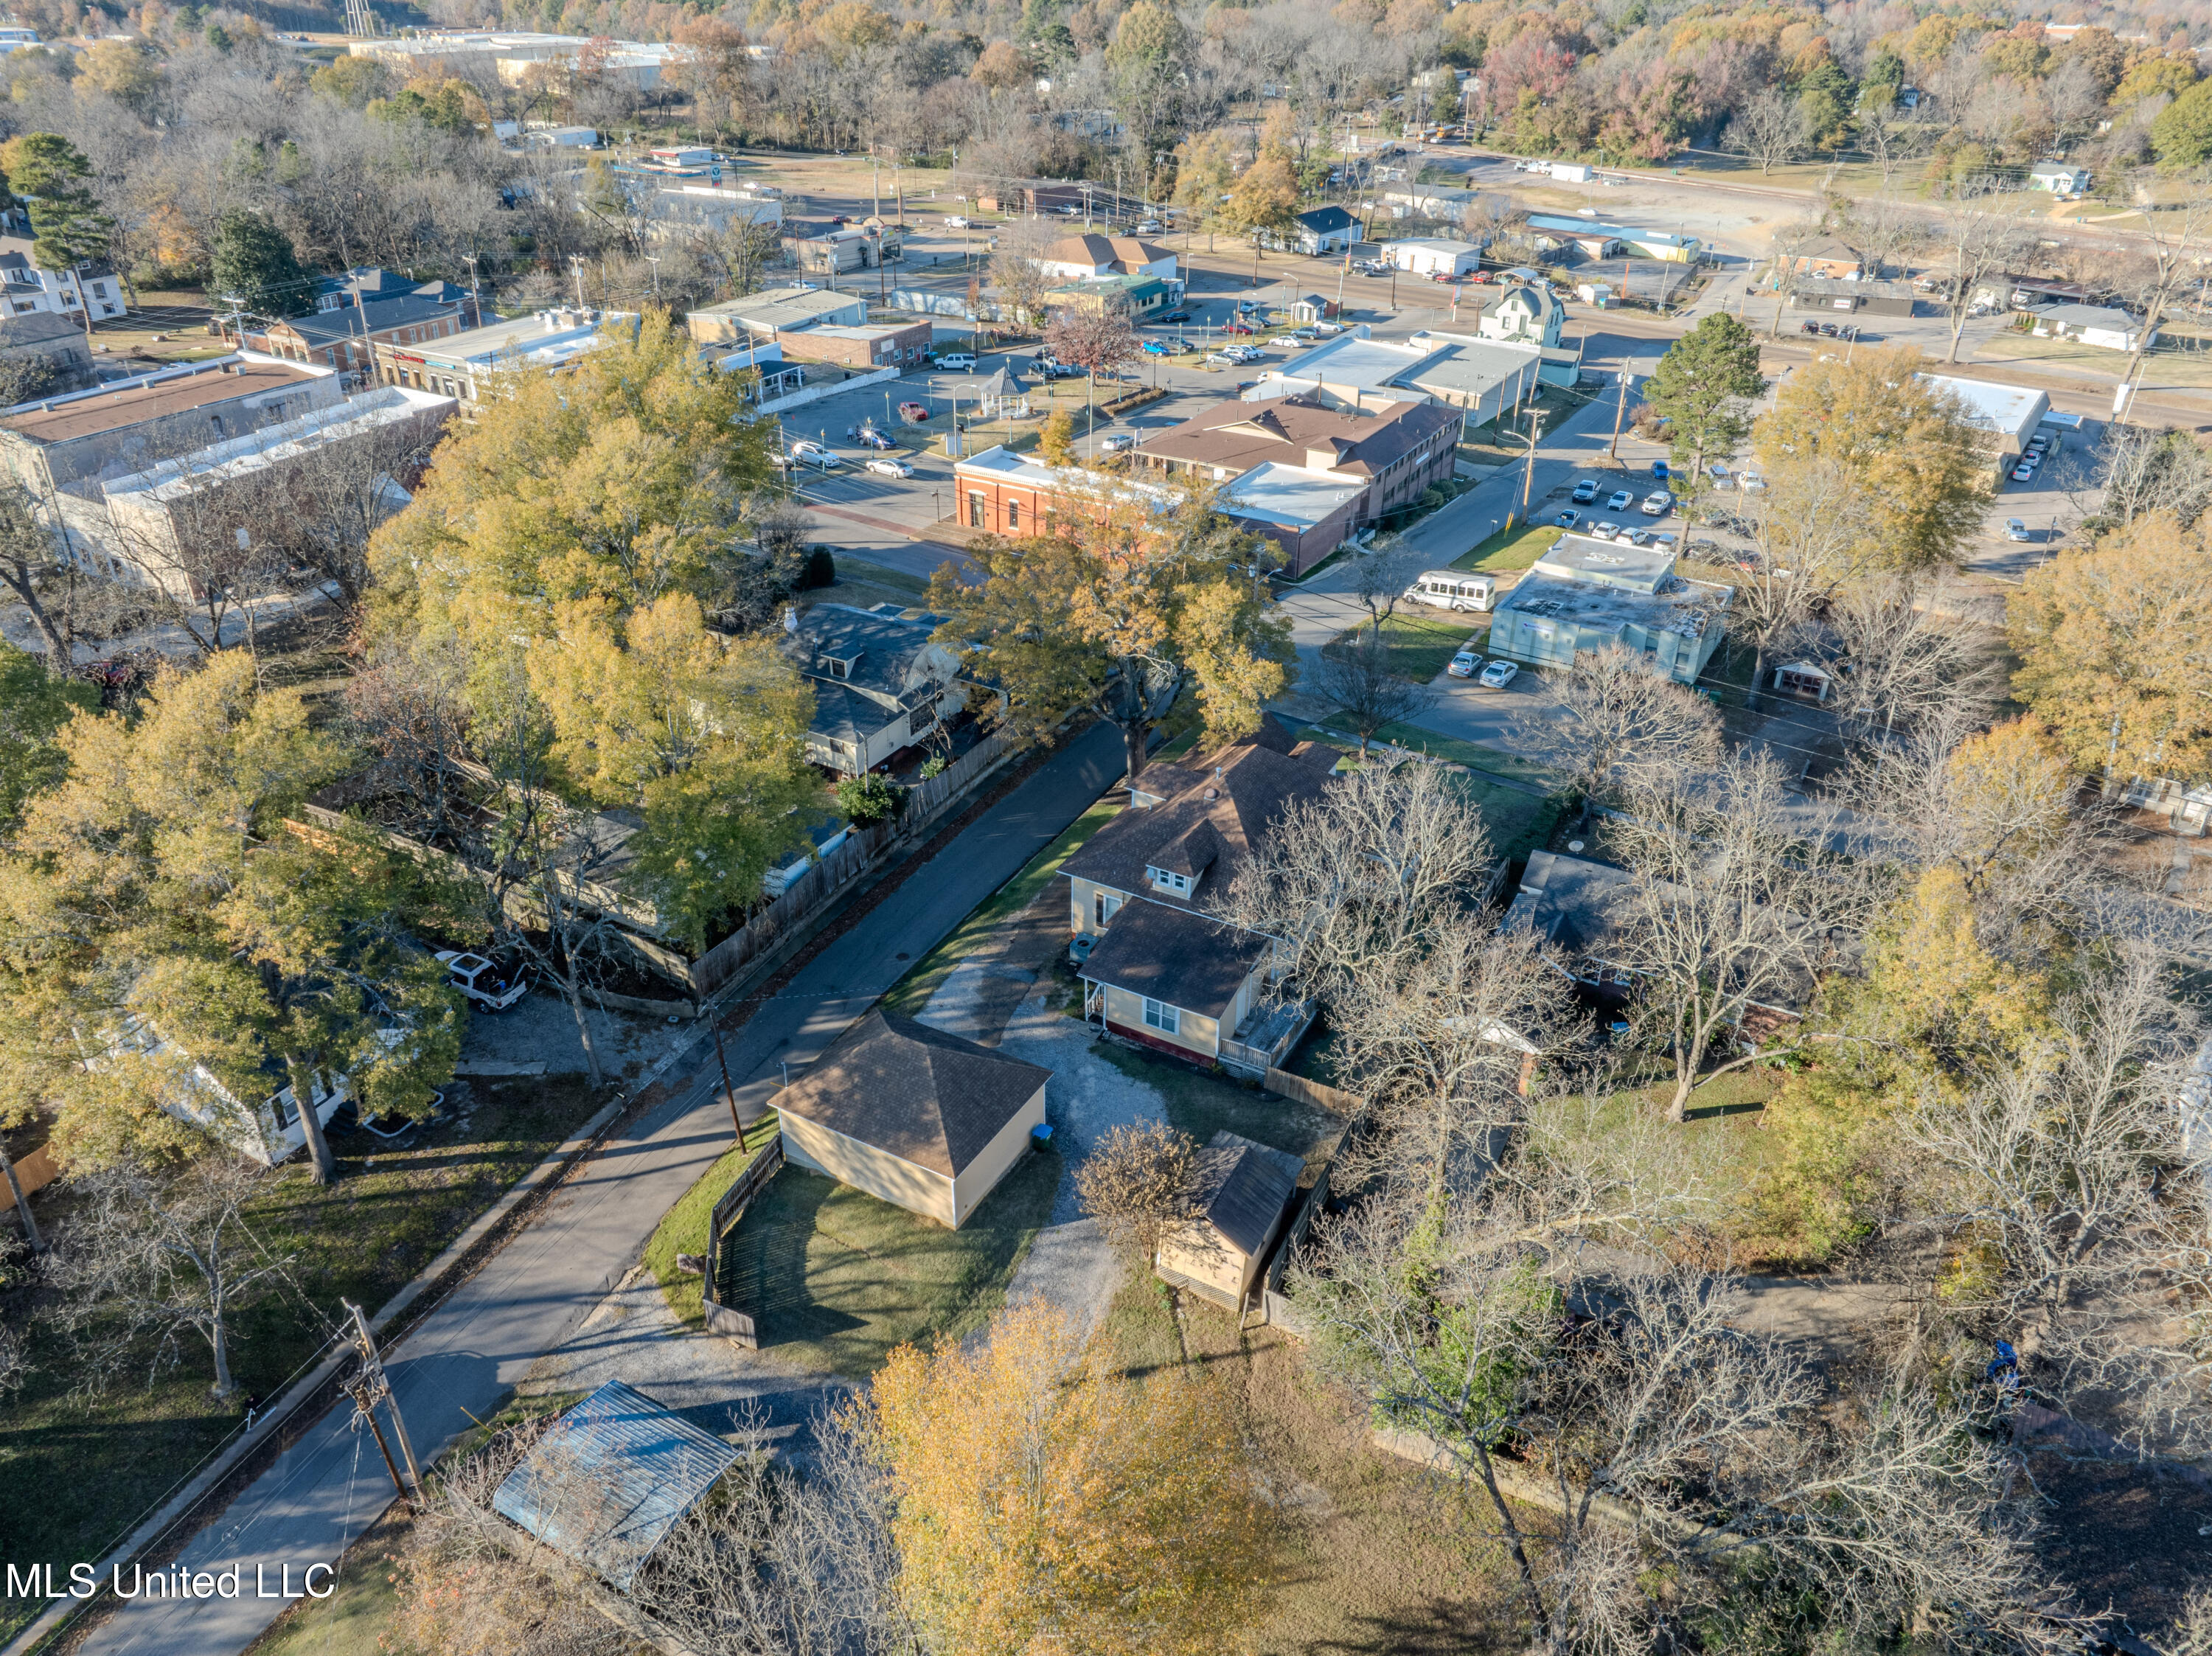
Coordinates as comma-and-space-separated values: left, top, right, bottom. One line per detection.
1245, 327, 1543, 429
1486, 531, 1731, 685
1919, 372, 2049, 478
373, 308, 640, 411
686, 286, 869, 344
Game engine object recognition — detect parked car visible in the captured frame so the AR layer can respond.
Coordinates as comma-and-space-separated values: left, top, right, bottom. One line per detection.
1555, 508, 1581, 529
1478, 659, 1520, 690
1099, 433, 1137, 453
2011, 461, 2034, 482
357, 1088, 446, 1142
856, 428, 895, 450
1592, 521, 1622, 539
1571, 478, 1600, 504
1155, 309, 1192, 324
1141, 339, 1174, 355
1627, 528, 1654, 546
1640, 490, 1673, 517
1737, 470, 1767, 491
1135, 218, 1163, 232
1287, 327, 1318, 341
936, 352, 978, 371
436, 950, 526, 1013
1708, 464, 1733, 488
945, 215, 973, 229
1223, 319, 1258, 335
897, 400, 931, 422
1312, 320, 1345, 335
1204, 351, 1239, 366
1447, 648, 1481, 678
1605, 488, 1633, 512
2005, 518, 2032, 541
865, 456, 914, 477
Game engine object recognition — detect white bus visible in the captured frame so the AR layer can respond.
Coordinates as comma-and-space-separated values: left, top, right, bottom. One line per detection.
1403, 571, 1498, 613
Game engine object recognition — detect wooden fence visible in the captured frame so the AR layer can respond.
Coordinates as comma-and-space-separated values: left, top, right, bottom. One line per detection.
687, 730, 1013, 998
0, 1142, 58, 1214
701, 1136, 787, 1349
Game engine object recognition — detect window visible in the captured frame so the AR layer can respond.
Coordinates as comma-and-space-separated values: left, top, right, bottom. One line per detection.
1142, 998, 1180, 1034
1147, 866, 1191, 896
1006, 499, 1020, 531
1093, 891, 1121, 928
967, 490, 987, 528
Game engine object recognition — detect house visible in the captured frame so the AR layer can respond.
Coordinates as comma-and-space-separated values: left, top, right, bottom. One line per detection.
1485, 532, 1731, 685
0, 237, 124, 324
774, 1009, 1051, 1229
492, 1382, 739, 1590
1773, 234, 1863, 282
788, 223, 890, 274
951, 442, 1363, 577
246, 293, 470, 378
1384, 237, 1486, 278
687, 285, 867, 344
779, 602, 970, 776
2023, 302, 2154, 352
1477, 282, 1565, 349
2028, 163, 2090, 194
1043, 273, 1175, 318
1155, 1130, 1304, 1309
1133, 392, 1458, 535
1065, 718, 1339, 1073
0, 311, 95, 394
1919, 372, 2049, 481
373, 308, 641, 411
1034, 233, 1178, 283
1287, 205, 1362, 256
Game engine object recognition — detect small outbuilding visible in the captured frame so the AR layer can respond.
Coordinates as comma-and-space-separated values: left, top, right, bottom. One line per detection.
492, 1380, 740, 1591
776, 1009, 1050, 1228
1155, 1130, 1304, 1309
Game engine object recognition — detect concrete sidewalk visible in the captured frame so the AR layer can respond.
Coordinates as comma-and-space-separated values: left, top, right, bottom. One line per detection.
71, 721, 1127, 1656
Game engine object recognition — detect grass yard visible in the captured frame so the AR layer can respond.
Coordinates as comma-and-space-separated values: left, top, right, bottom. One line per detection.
713, 1154, 1060, 1377
1302, 726, 1564, 863
1336, 609, 1484, 683
1976, 329, 2212, 388
881, 797, 1121, 1017
1093, 1043, 1349, 1169
1094, 1274, 1523, 1652
0, 1074, 611, 1645
246, 1507, 412, 1656
802, 571, 928, 616
1308, 719, 1560, 787
643, 1115, 782, 1329
830, 557, 928, 596
1450, 522, 1561, 575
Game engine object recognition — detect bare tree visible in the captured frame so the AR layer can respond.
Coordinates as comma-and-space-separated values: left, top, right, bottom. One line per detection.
47, 1156, 294, 1399
1737, 456, 1872, 705
1725, 86, 1812, 175
1823, 577, 2005, 745
1312, 626, 1436, 757
1761, 215, 1833, 338
1838, 191, 1929, 280
1854, 105, 1930, 192
2083, 422, 2212, 530
1614, 750, 1865, 1121
2111, 168, 2212, 385
1516, 646, 1722, 829
1930, 190, 2030, 364
1072, 1119, 1200, 1267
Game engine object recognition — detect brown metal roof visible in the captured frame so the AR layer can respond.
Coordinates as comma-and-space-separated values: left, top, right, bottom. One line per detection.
1134, 394, 1456, 481
0, 361, 323, 445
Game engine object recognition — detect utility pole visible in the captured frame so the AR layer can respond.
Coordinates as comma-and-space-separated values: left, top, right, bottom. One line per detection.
871, 153, 881, 220
569, 254, 588, 310
1507, 408, 1546, 532
347, 1373, 409, 1503
343, 1300, 422, 1501
714, 1026, 745, 1147
1607, 366, 1631, 460
462, 253, 481, 327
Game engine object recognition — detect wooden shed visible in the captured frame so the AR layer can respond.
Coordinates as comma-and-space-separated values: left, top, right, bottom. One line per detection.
775, 1010, 1049, 1229
1155, 1130, 1304, 1309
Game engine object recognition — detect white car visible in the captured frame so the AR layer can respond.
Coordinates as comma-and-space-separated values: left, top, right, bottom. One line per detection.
790, 447, 841, 469
936, 352, 978, 371
945, 215, 972, 229
1571, 478, 1600, 504
865, 456, 913, 477
1605, 489, 1633, 512
1098, 433, 1137, 453
1204, 352, 1239, 366
1135, 218, 1163, 232
1478, 658, 1519, 690
1592, 521, 1622, 539
1738, 470, 1767, 491
2005, 518, 2032, 541
1640, 490, 1673, 516
790, 438, 830, 457
1447, 648, 1481, 678
435, 950, 526, 1013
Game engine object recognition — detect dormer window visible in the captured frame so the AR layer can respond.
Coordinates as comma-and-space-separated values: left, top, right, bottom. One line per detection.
1147, 866, 1192, 896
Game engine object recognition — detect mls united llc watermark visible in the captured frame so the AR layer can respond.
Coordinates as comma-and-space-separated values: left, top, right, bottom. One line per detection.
6, 1561, 335, 1601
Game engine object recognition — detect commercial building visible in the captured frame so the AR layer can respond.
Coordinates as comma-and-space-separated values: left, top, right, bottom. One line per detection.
771, 319, 933, 371
1485, 532, 1731, 684
1526, 215, 1702, 263
373, 307, 640, 411
247, 292, 472, 378
1919, 372, 2050, 481
787, 223, 894, 274
1034, 233, 1178, 283
1383, 237, 1486, 278
1241, 327, 1546, 430
1043, 273, 1177, 318
0, 312, 95, 391
648, 184, 782, 239
1772, 234, 1863, 282
686, 286, 867, 344
347, 31, 681, 91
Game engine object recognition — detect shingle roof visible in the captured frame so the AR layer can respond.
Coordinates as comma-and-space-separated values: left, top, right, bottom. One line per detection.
1133, 393, 1455, 481
1192, 1130, 1303, 1256
1060, 716, 1336, 910
491, 1380, 739, 1591
1044, 233, 1175, 269
1077, 896, 1270, 1018
272, 293, 462, 348
1295, 206, 1360, 234
779, 1009, 1050, 1178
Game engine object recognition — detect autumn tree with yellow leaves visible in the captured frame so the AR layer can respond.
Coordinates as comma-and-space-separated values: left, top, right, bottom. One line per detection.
928, 476, 1295, 777
860, 1300, 1276, 1656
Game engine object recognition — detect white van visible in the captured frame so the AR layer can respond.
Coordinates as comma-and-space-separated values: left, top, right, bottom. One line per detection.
1404, 571, 1497, 613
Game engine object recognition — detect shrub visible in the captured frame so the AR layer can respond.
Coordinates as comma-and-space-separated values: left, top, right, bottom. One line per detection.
836, 771, 905, 826
800, 547, 836, 590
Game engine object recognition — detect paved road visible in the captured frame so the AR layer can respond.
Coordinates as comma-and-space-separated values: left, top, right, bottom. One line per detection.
74, 721, 1127, 1656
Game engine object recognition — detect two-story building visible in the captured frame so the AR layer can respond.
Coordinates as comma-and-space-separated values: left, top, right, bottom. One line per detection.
248, 292, 471, 379
1065, 716, 1339, 1074
1477, 282, 1566, 349
0, 237, 125, 325
779, 603, 970, 776
372, 307, 641, 411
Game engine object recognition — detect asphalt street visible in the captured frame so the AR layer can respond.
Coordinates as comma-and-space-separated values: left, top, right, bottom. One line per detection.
72, 720, 1126, 1656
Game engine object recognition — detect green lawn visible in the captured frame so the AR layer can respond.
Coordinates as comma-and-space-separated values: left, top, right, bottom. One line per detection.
1339, 609, 1483, 683
1, 1074, 611, 1644
1303, 726, 1564, 863
881, 797, 1121, 1017
1307, 719, 1560, 787
644, 1114, 782, 1329
831, 557, 928, 596
1091, 1043, 1349, 1169
712, 1155, 1060, 1376
1450, 522, 1561, 574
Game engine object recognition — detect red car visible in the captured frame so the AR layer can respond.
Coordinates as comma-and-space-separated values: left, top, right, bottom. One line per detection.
1223, 319, 1257, 335
897, 401, 931, 423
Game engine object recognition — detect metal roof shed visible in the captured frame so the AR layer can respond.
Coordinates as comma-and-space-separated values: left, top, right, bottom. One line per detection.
492, 1380, 740, 1590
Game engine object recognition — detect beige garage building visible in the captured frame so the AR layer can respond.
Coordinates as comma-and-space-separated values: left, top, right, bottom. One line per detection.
1155, 1131, 1304, 1309
775, 1010, 1051, 1230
